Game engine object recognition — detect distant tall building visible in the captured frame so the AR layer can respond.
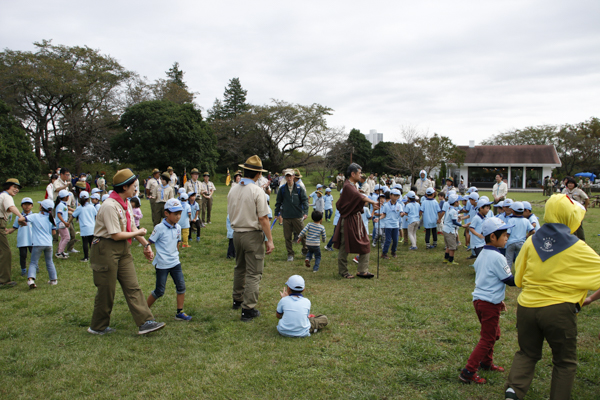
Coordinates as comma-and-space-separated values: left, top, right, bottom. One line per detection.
365, 129, 383, 148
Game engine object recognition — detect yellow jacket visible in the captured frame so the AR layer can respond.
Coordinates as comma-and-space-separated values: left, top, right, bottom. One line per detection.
515, 194, 600, 307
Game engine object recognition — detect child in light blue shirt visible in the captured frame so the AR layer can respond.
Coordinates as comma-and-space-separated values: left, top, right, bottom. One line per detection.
146, 199, 191, 321
178, 193, 192, 247
323, 188, 334, 221
442, 195, 463, 264
522, 201, 540, 232
420, 188, 440, 249
7, 197, 34, 276
379, 189, 403, 258
226, 214, 235, 259
469, 199, 493, 257
21, 199, 58, 288
72, 191, 97, 262
505, 202, 534, 270
404, 191, 421, 250
276, 275, 328, 337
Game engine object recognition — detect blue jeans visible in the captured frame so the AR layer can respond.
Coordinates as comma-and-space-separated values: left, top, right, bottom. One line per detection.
325, 209, 332, 220
29, 246, 57, 280
383, 228, 399, 255
326, 225, 338, 248
305, 245, 322, 271
151, 263, 186, 299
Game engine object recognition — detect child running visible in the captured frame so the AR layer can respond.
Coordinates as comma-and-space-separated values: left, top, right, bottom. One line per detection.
7, 197, 34, 276
459, 217, 515, 384
19, 199, 58, 289
468, 198, 493, 258
505, 202, 534, 270
276, 275, 329, 337
72, 191, 97, 262
146, 198, 192, 321
297, 211, 326, 272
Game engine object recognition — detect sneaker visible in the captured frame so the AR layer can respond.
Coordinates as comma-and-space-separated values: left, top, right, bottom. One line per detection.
81, 258, 89, 262
232, 300, 243, 310
505, 388, 519, 400
69, 249, 80, 253
21, 269, 26, 276
352, 257, 359, 264
138, 243, 142, 247
372, 242, 377, 247
409, 246, 418, 250
241, 308, 261, 322
459, 369, 486, 384
87, 327, 116, 335
287, 255, 294, 262
175, 312, 192, 321
448, 261, 460, 265
479, 363, 505, 372
381, 254, 390, 260
196, 237, 200, 242
28, 279, 37, 289
442, 259, 449, 263
47, 280, 58, 285
138, 320, 166, 335
305, 259, 311, 268
56, 253, 67, 259
391, 253, 397, 258
182, 244, 191, 248
324, 246, 333, 252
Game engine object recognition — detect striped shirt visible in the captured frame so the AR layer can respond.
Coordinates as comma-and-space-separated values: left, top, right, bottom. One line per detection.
298, 222, 326, 246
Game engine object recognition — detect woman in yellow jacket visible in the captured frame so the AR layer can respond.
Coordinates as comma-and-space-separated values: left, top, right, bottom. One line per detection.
504, 194, 600, 400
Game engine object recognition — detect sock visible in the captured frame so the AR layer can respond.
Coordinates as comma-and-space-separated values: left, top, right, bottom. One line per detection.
449, 256, 454, 262
444, 252, 449, 259
177, 309, 182, 314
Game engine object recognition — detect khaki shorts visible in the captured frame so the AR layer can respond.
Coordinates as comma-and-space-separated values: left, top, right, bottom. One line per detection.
443, 231, 457, 251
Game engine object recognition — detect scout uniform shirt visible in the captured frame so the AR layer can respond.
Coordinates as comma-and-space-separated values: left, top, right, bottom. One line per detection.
94, 198, 133, 239
562, 187, 589, 205
0, 192, 16, 221
169, 173, 178, 188
201, 181, 216, 197
152, 183, 174, 203
184, 179, 202, 196
227, 178, 270, 232
146, 177, 160, 199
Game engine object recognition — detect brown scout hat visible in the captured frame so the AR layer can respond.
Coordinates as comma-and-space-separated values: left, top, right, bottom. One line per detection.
152, 168, 160, 174
191, 168, 200, 175
160, 173, 171, 182
113, 169, 137, 187
4, 178, 22, 188
167, 166, 173, 171
75, 181, 87, 189
203, 172, 210, 176
239, 155, 268, 173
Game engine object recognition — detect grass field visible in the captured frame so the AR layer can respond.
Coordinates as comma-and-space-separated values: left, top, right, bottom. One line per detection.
1, 187, 599, 399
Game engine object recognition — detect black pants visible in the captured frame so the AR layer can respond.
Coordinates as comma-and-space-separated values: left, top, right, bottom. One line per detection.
227, 238, 236, 258
189, 220, 201, 239
425, 228, 437, 244
82, 235, 93, 259
326, 224, 338, 248
19, 246, 32, 270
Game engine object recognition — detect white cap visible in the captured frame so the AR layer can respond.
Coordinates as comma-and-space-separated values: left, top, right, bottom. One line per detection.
180, 193, 189, 201
38, 199, 55, 210
164, 198, 183, 212
79, 191, 90, 199
90, 193, 101, 200
178, 188, 186, 195
482, 217, 515, 237
448, 194, 459, 204
58, 189, 70, 199
477, 199, 493, 209
510, 201, 524, 213
468, 192, 480, 201
426, 187, 435, 195
406, 191, 416, 199
101, 194, 109, 202
285, 275, 305, 291
21, 197, 33, 204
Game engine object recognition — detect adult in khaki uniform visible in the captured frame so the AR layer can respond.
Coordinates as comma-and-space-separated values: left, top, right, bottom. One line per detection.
275, 169, 309, 262
200, 172, 216, 224
184, 168, 202, 196
97, 173, 106, 195
88, 169, 165, 335
151, 173, 174, 227
167, 166, 177, 188
146, 169, 161, 226
227, 156, 274, 322
0, 179, 25, 287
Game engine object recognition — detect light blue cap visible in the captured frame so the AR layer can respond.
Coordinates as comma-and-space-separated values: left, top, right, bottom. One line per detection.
477, 199, 493, 209
390, 189, 401, 196
522, 201, 532, 211
481, 217, 515, 237
448, 194, 459, 204
101, 194, 109, 202
503, 198, 513, 206
21, 197, 33, 204
406, 191, 416, 199
468, 192, 480, 201
58, 189, 70, 199
91, 188, 102, 194
38, 199, 54, 210
90, 194, 100, 200
180, 193, 189, 201
316, 184, 323, 189
164, 198, 183, 212
325, 187, 331, 192
510, 201, 524, 213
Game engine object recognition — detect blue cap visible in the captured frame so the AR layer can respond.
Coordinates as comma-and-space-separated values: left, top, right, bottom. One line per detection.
469, 186, 478, 192
58, 189, 70, 199
402, 196, 408, 203
90, 193, 100, 200
79, 191, 89, 199
477, 198, 493, 209
38, 199, 55, 210
522, 201, 532, 211
390, 189, 401, 196
285, 275, 305, 291
510, 201, 524, 213
21, 197, 33, 204
164, 198, 183, 212
406, 191, 416, 199
481, 217, 515, 237
325, 188, 331, 192
503, 198, 513, 206
373, 184, 381, 191
496, 201, 504, 208
316, 184, 323, 189
426, 187, 435, 195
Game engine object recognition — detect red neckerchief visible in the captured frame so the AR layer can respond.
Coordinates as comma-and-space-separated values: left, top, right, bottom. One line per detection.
109, 191, 132, 243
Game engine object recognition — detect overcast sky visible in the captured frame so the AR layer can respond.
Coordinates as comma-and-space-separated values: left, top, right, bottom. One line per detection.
2, 1, 599, 145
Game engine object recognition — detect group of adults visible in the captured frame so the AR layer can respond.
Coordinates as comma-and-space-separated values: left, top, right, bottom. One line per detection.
144, 167, 216, 227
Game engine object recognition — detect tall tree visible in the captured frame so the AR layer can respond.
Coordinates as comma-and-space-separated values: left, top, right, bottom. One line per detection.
0, 40, 131, 169
418, 133, 465, 177
166, 62, 186, 88
346, 128, 372, 170
481, 125, 558, 146
387, 125, 426, 182
0, 100, 41, 185
222, 77, 249, 119
556, 117, 600, 176
112, 100, 218, 174
151, 62, 195, 104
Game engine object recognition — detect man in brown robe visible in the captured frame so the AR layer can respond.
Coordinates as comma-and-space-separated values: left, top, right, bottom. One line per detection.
333, 163, 378, 279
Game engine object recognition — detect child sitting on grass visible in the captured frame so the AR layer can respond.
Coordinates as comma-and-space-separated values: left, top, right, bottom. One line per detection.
297, 211, 326, 272
459, 217, 515, 384
146, 199, 192, 321
276, 275, 328, 337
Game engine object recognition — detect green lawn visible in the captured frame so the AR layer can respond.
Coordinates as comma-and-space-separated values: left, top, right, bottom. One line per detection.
1, 187, 599, 399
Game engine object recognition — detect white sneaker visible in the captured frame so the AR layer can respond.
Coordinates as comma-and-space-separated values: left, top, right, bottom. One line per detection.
69, 249, 80, 253
47, 280, 58, 285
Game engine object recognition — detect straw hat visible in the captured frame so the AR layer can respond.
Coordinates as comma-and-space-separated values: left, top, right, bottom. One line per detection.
293, 168, 302, 178
190, 168, 200, 175
4, 178, 22, 188
239, 155, 268, 172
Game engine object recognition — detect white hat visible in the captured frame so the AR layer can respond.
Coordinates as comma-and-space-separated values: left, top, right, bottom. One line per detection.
510, 201, 524, 213
178, 188, 186, 195
406, 191, 416, 199
21, 197, 33, 204
79, 191, 90, 199
390, 189, 401, 196
482, 217, 515, 237
101, 194, 109, 202
180, 193, 189, 201
38, 199, 55, 210
476, 199, 493, 209
468, 192, 480, 201
285, 275, 305, 291
448, 194, 459, 204
425, 187, 435, 195
90, 193, 101, 200
164, 198, 183, 212
58, 189, 70, 199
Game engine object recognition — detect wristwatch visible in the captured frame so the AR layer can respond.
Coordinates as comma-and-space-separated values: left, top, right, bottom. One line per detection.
144, 243, 151, 249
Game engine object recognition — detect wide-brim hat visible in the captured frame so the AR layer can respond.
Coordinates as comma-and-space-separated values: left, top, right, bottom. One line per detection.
113, 169, 138, 187
233, 170, 242, 177
293, 168, 302, 178
203, 172, 210, 177
283, 168, 294, 176
75, 181, 87, 189
4, 178, 22, 188
239, 155, 267, 173
152, 168, 160, 174
160, 173, 171, 182
167, 166, 173, 171
190, 168, 200, 175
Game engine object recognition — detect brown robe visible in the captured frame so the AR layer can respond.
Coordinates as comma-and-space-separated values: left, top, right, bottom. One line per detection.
333, 180, 371, 254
